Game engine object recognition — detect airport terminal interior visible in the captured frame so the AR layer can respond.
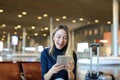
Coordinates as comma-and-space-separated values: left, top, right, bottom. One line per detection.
0, 0, 120, 80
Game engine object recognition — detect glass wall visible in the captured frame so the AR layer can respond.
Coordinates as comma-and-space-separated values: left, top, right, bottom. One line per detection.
74, 24, 119, 58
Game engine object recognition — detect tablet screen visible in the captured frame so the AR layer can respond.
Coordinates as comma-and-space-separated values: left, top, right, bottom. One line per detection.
57, 55, 72, 65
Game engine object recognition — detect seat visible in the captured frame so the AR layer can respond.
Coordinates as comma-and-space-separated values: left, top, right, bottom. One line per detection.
0, 62, 21, 80
21, 62, 42, 80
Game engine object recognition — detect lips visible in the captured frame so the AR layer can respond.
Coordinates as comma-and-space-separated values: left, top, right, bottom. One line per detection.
58, 42, 63, 46
57, 42, 64, 49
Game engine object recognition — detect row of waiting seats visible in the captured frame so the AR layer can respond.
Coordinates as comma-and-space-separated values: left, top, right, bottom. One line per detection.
0, 62, 42, 80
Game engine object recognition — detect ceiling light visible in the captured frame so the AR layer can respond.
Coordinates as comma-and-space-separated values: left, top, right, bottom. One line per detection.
18, 14, 22, 18
43, 14, 48, 17
1, 38, 4, 41
3, 31, 6, 34
20, 36, 22, 39
14, 27, 18, 29
25, 33, 28, 35
0, 9, 4, 13
27, 36, 30, 39
94, 20, 99, 23
38, 16, 42, 19
2, 35, 5, 38
41, 28, 44, 31
56, 18, 60, 21
43, 34, 46, 36
107, 21, 111, 24
31, 26, 35, 29
34, 33, 38, 36
2, 24, 6, 27
72, 20, 76, 23
87, 22, 90, 24
44, 27, 48, 30
79, 18, 84, 21
62, 16, 67, 19
14, 32, 17, 35
17, 25, 21, 28
22, 12, 27, 15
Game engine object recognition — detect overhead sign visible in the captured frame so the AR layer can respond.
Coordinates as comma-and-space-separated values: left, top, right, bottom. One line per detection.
11, 36, 18, 46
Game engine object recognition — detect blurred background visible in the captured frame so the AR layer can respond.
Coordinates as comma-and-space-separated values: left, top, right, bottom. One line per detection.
0, 0, 119, 61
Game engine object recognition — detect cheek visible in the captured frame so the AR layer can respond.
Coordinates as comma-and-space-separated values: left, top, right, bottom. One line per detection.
53, 37, 58, 44
53, 37, 57, 41
53, 37, 56, 43
64, 40, 68, 45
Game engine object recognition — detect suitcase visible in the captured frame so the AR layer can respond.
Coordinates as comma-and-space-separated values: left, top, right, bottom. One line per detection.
85, 43, 115, 80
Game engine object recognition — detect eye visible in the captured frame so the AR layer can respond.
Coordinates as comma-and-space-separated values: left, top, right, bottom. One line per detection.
56, 35, 61, 38
63, 37, 68, 39
57, 36, 60, 38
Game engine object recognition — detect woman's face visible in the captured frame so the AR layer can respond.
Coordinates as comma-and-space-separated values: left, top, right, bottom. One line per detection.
53, 29, 68, 49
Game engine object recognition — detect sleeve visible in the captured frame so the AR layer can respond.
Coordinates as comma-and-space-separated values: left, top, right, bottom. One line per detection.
73, 51, 77, 80
40, 49, 48, 80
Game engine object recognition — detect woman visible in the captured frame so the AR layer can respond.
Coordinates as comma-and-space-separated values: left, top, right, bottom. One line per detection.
40, 25, 77, 80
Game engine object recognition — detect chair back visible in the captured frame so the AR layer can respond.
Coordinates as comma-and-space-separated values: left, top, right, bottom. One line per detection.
0, 62, 21, 80
22, 62, 42, 80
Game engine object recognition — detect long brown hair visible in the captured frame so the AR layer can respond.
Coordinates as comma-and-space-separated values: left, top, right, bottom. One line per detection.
49, 25, 72, 57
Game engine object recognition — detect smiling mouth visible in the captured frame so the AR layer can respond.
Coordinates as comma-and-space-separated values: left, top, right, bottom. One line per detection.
58, 43, 63, 46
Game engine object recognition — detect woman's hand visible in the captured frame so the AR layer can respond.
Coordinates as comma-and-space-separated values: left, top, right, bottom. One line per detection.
65, 61, 75, 80
44, 63, 65, 80
49, 63, 65, 74
65, 60, 74, 72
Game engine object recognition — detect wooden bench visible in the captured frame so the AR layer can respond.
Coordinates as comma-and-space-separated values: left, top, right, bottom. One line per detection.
21, 62, 42, 80
0, 62, 21, 80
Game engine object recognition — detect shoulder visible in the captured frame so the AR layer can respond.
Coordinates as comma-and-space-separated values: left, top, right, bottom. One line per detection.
42, 47, 50, 53
41, 47, 50, 56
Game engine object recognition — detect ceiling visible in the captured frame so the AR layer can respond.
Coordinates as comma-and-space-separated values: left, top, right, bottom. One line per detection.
0, 0, 119, 40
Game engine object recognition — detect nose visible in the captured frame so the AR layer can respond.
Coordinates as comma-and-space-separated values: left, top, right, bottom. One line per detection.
59, 37, 64, 43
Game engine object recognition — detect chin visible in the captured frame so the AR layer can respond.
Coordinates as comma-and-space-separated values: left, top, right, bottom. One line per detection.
56, 46, 64, 49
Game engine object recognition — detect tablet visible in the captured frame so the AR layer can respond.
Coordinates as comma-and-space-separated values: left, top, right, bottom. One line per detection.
57, 55, 72, 65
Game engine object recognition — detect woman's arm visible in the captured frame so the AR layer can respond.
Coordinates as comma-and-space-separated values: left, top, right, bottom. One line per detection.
66, 61, 75, 80
66, 51, 77, 80
44, 63, 65, 80
44, 71, 53, 80
68, 70, 75, 80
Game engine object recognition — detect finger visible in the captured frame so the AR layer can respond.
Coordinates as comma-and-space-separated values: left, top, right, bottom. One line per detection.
55, 65, 65, 70
54, 66, 65, 73
54, 63, 64, 67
